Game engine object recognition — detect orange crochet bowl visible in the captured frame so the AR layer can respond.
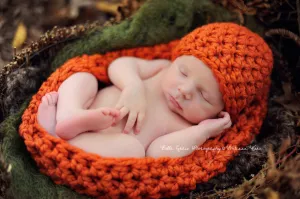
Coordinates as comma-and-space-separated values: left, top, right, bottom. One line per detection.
19, 40, 269, 199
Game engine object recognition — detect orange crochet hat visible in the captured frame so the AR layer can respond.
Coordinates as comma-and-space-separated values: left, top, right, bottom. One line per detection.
172, 23, 273, 122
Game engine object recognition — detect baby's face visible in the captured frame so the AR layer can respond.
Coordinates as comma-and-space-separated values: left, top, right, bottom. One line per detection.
161, 55, 224, 124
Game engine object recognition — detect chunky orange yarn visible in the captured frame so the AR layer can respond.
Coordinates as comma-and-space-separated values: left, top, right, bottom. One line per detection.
19, 23, 273, 199
172, 23, 273, 122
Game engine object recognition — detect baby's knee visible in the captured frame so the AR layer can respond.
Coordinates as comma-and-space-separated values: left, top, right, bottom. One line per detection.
58, 72, 98, 93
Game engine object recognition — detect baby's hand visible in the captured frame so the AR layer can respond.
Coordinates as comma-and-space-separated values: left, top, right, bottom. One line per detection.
113, 84, 147, 134
198, 111, 232, 138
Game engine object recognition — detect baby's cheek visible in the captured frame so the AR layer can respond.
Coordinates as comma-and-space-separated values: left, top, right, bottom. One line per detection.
185, 109, 203, 124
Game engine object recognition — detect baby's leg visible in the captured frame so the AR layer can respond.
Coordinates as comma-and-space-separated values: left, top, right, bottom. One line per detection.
55, 72, 119, 140
68, 131, 145, 158
56, 72, 98, 121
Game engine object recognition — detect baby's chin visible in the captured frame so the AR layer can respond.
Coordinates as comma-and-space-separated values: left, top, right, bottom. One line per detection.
186, 118, 201, 125
180, 113, 202, 124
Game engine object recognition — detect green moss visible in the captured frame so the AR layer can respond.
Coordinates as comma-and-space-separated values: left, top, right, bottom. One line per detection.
51, 0, 239, 69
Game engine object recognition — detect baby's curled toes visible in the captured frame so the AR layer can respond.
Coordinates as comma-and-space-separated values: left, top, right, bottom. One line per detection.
41, 91, 59, 106
97, 108, 120, 126
101, 108, 120, 117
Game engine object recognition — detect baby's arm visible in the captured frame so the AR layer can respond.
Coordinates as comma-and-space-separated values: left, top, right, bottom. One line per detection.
108, 57, 171, 133
145, 125, 209, 158
108, 57, 171, 90
146, 112, 231, 158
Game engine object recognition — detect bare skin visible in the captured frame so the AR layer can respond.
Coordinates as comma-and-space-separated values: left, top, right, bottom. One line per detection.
37, 55, 231, 158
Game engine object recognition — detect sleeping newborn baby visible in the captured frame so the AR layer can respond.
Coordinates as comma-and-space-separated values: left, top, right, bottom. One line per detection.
37, 55, 231, 158
37, 23, 272, 158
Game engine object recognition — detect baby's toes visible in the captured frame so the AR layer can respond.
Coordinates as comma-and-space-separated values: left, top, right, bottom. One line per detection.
45, 95, 53, 105
101, 109, 109, 115
45, 92, 58, 106
41, 95, 49, 105
101, 108, 115, 116
49, 92, 59, 104
110, 109, 120, 117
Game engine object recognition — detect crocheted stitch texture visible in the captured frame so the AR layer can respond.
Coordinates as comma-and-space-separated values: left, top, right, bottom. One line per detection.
172, 23, 273, 122
19, 23, 273, 199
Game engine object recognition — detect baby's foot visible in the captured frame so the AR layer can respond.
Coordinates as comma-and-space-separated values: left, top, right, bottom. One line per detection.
55, 107, 120, 140
37, 92, 59, 135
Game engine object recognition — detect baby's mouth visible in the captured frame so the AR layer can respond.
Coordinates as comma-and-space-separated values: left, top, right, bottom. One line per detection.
169, 95, 183, 110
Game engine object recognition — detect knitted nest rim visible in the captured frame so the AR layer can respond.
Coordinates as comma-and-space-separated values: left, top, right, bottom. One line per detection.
19, 38, 269, 198
0, 0, 297, 198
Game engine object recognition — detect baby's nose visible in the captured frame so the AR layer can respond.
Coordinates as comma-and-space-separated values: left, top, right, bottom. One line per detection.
178, 87, 192, 100
184, 94, 191, 100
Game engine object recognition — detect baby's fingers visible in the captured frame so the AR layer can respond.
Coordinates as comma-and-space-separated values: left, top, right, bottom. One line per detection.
123, 112, 137, 134
224, 120, 232, 129
134, 112, 145, 134
115, 101, 123, 110
218, 112, 230, 120
218, 111, 226, 118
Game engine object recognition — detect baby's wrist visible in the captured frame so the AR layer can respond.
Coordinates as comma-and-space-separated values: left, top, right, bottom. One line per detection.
192, 125, 210, 141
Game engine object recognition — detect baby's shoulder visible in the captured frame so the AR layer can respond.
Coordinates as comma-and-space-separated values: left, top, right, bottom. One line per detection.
158, 59, 172, 69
